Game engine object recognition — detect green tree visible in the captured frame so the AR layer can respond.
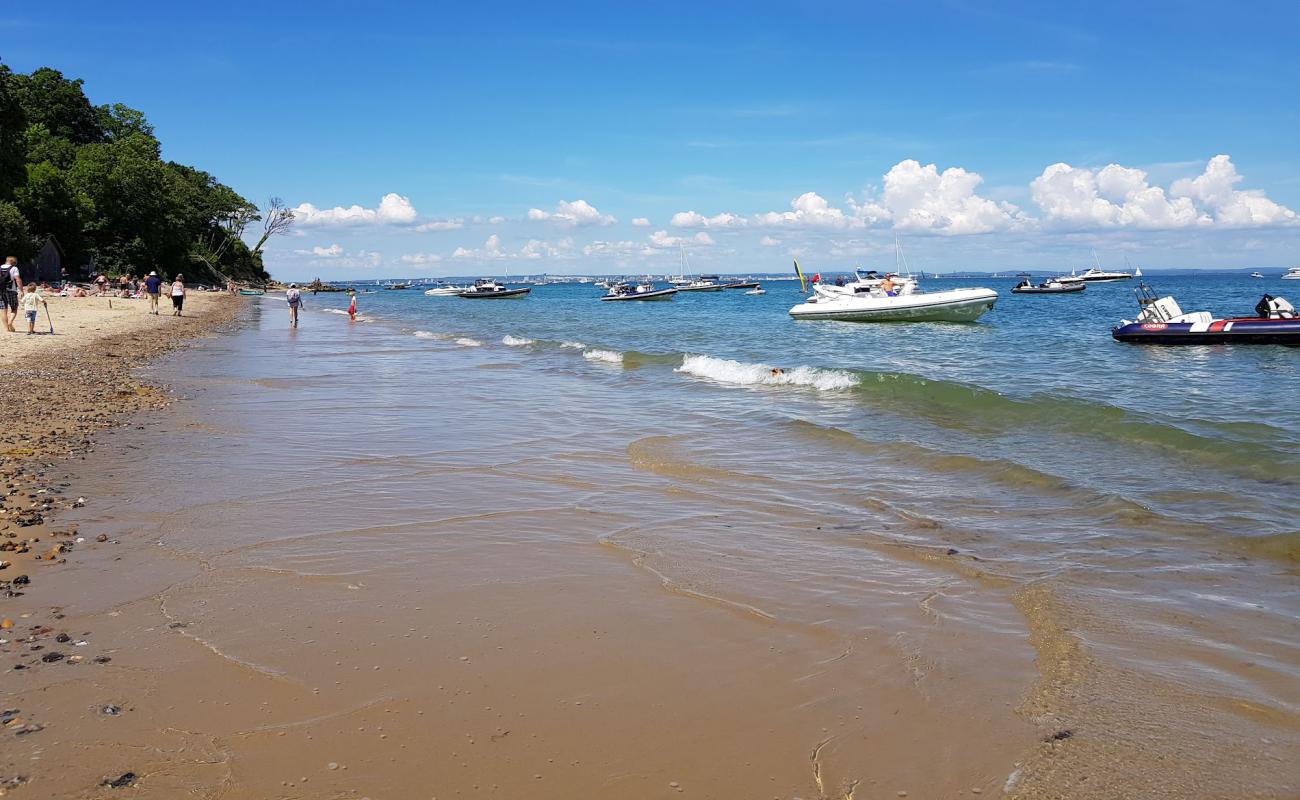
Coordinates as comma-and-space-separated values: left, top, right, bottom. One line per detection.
0, 64, 28, 200
0, 200, 36, 260
15, 161, 87, 260
11, 67, 104, 145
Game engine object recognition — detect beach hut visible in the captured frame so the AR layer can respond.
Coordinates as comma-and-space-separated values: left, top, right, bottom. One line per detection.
23, 237, 64, 284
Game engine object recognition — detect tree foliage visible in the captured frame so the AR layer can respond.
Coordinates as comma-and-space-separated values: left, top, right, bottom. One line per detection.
0, 61, 269, 285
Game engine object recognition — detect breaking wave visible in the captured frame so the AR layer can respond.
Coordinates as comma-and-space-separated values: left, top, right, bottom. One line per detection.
502, 335, 535, 346
675, 354, 859, 391
413, 330, 446, 339
583, 349, 624, 364
455, 337, 483, 347
560, 341, 586, 349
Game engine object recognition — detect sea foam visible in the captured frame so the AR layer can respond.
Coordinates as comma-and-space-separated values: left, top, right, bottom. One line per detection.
582, 349, 624, 364
676, 354, 858, 391
560, 341, 586, 349
502, 335, 535, 346
455, 337, 484, 347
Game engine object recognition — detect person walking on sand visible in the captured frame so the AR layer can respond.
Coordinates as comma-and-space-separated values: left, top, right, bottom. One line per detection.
170, 274, 186, 316
1, 255, 21, 332
20, 284, 45, 335
286, 283, 304, 327
144, 271, 162, 314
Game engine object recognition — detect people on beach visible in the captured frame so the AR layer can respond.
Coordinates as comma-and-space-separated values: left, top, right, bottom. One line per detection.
144, 271, 162, 314
286, 283, 303, 327
1, 255, 21, 333
94, 273, 107, 295
347, 289, 357, 321
170, 274, 186, 316
20, 284, 45, 335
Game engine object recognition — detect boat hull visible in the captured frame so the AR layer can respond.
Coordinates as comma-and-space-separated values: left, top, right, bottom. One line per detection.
457, 287, 531, 299
1012, 284, 1086, 294
674, 285, 724, 292
1112, 318, 1300, 345
601, 289, 677, 301
789, 288, 997, 323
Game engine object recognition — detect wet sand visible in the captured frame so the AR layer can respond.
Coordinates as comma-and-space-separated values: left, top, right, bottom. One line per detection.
2, 298, 1295, 799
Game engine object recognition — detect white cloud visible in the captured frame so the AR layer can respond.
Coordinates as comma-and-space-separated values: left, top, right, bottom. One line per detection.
631, 217, 651, 227
1170, 155, 1298, 227
399, 252, 443, 265
670, 210, 749, 228
293, 243, 344, 257
526, 199, 616, 227
292, 193, 419, 227
1032, 155, 1296, 230
648, 230, 715, 248
414, 219, 464, 232
759, 235, 781, 247
757, 192, 860, 229
452, 234, 505, 260
860, 160, 1026, 235
488, 215, 506, 225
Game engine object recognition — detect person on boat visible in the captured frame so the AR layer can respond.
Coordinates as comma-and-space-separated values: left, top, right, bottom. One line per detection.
286, 283, 303, 327
879, 274, 897, 296
834, 275, 845, 287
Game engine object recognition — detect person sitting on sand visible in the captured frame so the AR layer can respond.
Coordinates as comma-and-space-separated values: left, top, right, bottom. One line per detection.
170, 274, 186, 316
70, 285, 87, 298
20, 284, 45, 335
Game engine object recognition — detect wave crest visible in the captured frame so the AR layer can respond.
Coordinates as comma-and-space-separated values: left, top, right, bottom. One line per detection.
502, 335, 535, 346
455, 337, 483, 347
583, 349, 624, 364
676, 354, 858, 391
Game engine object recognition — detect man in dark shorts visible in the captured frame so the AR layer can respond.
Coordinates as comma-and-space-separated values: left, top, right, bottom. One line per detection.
144, 271, 162, 315
1, 255, 21, 333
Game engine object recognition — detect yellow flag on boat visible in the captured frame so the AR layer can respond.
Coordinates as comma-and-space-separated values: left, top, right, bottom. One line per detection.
793, 259, 806, 292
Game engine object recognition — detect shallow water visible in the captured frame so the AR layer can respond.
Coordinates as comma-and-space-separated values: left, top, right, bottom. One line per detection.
24, 275, 1299, 798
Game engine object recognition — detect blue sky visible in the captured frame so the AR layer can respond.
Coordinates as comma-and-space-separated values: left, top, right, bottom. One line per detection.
7, 1, 1300, 278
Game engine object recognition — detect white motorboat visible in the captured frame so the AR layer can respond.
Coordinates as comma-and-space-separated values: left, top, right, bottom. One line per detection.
1282, 267, 1300, 280
456, 279, 531, 299
425, 284, 471, 296
745, 286, 766, 296
789, 271, 996, 322
1251, 272, 1265, 279
601, 281, 677, 301
1057, 267, 1133, 283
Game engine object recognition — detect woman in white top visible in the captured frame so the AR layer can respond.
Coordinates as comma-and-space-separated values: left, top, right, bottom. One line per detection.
171, 274, 186, 316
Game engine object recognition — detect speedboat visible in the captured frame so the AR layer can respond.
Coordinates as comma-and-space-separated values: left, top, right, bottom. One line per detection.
456, 279, 531, 299
1056, 267, 1133, 284
789, 271, 997, 322
601, 282, 677, 301
723, 280, 761, 289
1282, 267, 1300, 280
1112, 283, 1300, 345
425, 284, 472, 296
1011, 278, 1085, 294
1251, 272, 1265, 279
745, 286, 766, 296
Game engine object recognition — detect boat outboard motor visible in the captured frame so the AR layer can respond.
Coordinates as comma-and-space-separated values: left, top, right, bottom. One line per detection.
1257, 294, 1297, 319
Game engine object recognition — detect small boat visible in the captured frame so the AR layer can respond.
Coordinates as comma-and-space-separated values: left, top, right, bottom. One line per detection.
456, 279, 531, 299
789, 270, 996, 323
745, 286, 766, 296
385, 283, 409, 290
723, 280, 761, 289
600, 282, 677, 301
238, 289, 265, 296
1282, 267, 1300, 280
675, 275, 725, 292
1112, 283, 1300, 345
425, 284, 471, 296
1011, 279, 1086, 294
1251, 272, 1264, 279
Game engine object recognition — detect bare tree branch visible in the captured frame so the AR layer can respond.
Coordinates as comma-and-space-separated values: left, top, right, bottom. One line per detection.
250, 196, 296, 257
